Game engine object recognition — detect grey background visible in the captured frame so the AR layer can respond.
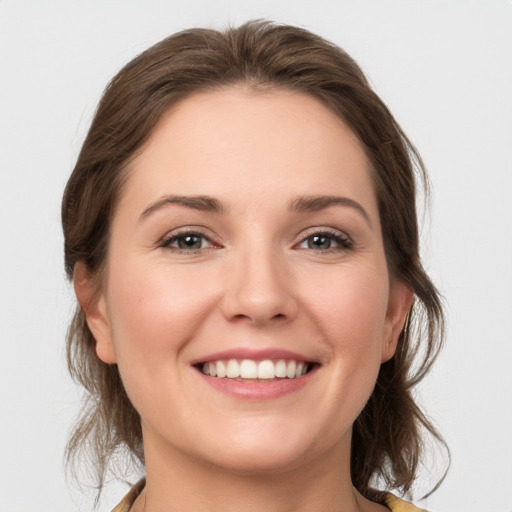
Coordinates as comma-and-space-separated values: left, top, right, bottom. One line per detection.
1, 1, 511, 511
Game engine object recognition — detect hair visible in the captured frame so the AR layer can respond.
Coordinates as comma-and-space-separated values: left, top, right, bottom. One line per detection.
62, 20, 447, 503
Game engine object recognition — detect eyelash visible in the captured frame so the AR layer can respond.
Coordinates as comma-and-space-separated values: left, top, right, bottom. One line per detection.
159, 229, 218, 253
158, 228, 353, 254
296, 228, 353, 252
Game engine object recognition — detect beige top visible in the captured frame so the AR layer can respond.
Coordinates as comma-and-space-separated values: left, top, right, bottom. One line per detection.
111, 479, 427, 512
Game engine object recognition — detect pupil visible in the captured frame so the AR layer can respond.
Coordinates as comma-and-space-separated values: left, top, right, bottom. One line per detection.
178, 235, 201, 249
309, 235, 330, 250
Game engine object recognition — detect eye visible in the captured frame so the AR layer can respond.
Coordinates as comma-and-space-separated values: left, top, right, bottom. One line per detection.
160, 230, 216, 252
297, 230, 353, 251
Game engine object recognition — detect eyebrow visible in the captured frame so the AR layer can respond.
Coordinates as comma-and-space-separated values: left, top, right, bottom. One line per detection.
140, 195, 225, 220
140, 193, 371, 227
289, 195, 372, 227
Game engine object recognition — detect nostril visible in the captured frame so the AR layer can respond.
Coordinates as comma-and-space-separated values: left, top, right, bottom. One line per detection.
228, 311, 289, 324
220, 276, 298, 325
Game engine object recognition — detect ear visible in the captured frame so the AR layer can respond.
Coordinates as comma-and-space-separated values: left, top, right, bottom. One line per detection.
73, 262, 117, 364
381, 279, 414, 363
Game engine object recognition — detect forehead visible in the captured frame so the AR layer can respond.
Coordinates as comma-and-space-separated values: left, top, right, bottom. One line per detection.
120, 87, 377, 219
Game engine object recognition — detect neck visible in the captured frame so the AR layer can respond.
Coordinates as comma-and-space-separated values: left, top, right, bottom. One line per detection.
135, 432, 384, 512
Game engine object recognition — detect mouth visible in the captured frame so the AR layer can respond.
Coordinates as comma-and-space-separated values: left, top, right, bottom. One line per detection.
195, 358, 317, 381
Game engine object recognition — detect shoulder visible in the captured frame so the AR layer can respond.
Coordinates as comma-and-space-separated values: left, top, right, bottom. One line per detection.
111, 478, 145, 512
384, 493, 428, 512
111, 483, 428, 512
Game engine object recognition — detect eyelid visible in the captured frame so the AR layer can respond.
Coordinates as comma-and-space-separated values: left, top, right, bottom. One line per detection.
156, 225, 353, 252
294, 226, 353, 250
158, 226, 221, 251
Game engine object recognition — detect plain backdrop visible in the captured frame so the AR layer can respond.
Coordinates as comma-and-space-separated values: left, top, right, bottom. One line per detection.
1, 1, 511, 511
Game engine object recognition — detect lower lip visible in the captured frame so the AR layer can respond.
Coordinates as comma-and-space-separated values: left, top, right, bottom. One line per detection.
196, 367, 316, 400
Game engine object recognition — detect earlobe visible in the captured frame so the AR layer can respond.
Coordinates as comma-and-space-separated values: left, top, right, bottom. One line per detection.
381, 280, 414, 363
73, 262, 117, 364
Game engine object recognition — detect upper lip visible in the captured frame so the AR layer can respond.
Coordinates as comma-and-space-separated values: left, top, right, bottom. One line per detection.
190, 348, 317, 365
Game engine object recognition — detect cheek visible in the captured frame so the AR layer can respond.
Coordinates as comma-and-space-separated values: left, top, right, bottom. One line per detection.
305, 260, 388, 329
300, 260, 389, 369
103, 258, 224, 424
105, 258, 218, 364
287, 261, 390, 444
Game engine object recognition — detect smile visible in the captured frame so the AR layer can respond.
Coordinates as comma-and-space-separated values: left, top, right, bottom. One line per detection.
199, 359, 311, 380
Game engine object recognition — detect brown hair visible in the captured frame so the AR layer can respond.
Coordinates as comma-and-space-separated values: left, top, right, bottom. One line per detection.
62, 20, 447, 502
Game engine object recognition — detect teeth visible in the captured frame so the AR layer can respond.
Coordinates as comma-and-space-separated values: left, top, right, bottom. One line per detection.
226, 359, 240, 378
240, 359, 257, 378
200, 359, 310, 380
257, 360, 275, 379
216, 360, 226, 378
286, 360, 297, 379
275, 359, 287, 378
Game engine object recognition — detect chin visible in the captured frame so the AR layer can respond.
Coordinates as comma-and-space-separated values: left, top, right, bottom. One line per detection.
189, 419, 326, 476
204, 444, 308, 476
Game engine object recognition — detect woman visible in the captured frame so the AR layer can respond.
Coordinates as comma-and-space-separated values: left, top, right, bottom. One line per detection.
62, 21, 446, 512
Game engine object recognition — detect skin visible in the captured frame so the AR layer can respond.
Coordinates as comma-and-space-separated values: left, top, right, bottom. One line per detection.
75, 87, 412, 512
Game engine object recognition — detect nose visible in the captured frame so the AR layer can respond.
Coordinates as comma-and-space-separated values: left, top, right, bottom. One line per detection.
220, 246, 298, 326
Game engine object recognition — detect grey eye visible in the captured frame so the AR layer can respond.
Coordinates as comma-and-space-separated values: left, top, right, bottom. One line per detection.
161, 231, 213, 251
176, 234, 205, 250
298, 231, 352, 251
307, 235, 332, 250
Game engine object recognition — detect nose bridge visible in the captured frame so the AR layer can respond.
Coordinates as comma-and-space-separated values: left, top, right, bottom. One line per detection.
222, 236, 297, 325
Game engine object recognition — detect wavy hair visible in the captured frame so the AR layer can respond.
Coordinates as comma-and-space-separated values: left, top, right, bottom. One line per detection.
62, 20, 447, 503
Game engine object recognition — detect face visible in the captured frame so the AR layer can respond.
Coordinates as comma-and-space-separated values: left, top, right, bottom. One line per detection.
78, 88, 411, 477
